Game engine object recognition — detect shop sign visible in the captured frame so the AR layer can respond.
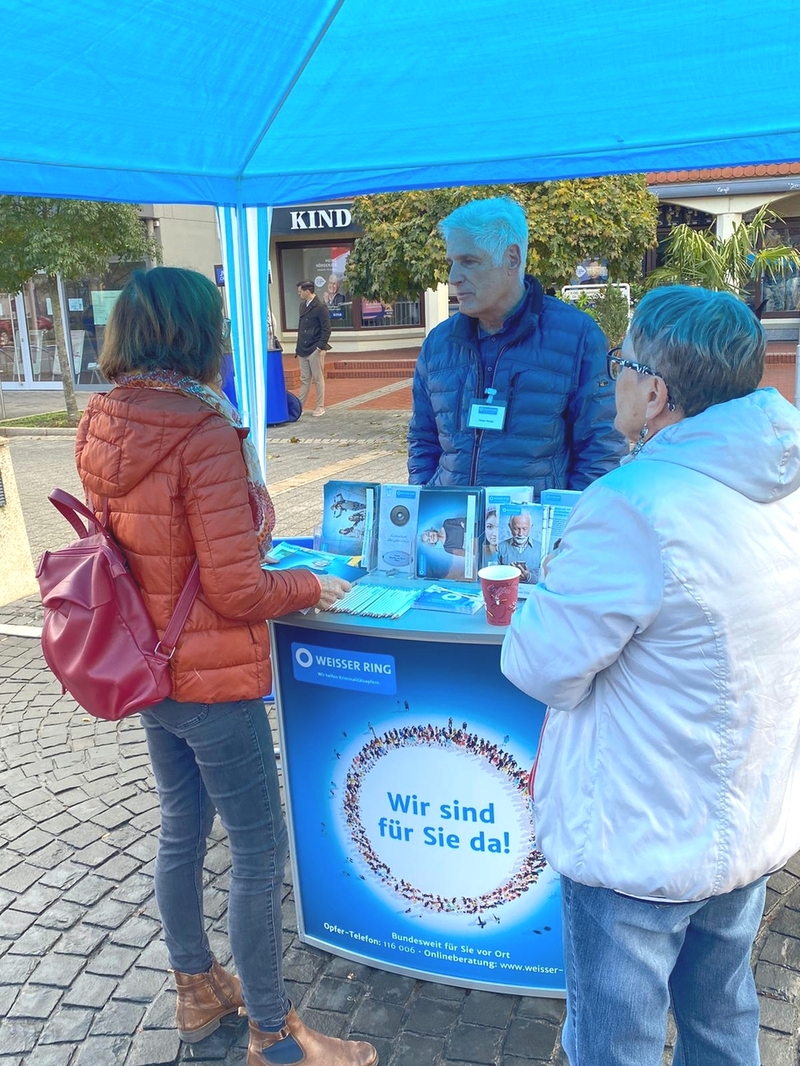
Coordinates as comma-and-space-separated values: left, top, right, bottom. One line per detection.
272, 203, 361, 236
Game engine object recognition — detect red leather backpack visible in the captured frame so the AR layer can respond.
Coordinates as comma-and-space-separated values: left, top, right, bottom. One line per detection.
36, 489, 199, 721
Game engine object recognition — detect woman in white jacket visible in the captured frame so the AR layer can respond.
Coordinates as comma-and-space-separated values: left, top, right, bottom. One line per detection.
501, 285, 800, 1066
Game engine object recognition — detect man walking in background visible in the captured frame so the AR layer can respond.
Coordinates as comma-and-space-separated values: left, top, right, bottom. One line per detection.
295, 281, 331, 417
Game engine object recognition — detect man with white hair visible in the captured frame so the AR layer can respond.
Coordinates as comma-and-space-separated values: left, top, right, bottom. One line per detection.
408, 196, 625, 489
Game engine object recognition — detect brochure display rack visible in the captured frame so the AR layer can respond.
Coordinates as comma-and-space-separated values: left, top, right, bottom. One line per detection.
271, 590, 565, 998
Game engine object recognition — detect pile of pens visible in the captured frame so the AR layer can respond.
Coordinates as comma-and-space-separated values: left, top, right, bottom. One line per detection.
329, 582, 421, 619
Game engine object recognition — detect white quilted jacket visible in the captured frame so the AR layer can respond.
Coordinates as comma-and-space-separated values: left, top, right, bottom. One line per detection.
501, 388, 800, 901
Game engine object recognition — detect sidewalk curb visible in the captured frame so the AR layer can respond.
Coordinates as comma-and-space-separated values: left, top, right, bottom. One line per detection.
0, 426, 78, 437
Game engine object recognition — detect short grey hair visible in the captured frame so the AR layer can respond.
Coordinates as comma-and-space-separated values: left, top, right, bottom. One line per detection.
439, 197, 528, 278
629, 286, 765, 418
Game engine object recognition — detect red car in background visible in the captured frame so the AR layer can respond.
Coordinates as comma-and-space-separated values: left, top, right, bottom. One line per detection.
0, 315, 53, 344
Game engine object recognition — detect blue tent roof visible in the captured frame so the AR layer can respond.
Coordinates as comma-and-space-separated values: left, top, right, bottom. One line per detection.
2, 0, 799, 206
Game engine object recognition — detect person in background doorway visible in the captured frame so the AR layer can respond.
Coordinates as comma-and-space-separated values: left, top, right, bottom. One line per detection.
295, 281, 331, 417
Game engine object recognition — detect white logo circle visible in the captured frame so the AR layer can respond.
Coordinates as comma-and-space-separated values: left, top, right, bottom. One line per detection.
295, 647, 313, 669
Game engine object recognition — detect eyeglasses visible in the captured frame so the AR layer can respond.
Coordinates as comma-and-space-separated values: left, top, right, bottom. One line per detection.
606, 347, 658, 381
222, 318, 231, 340
607, 347, 675, 411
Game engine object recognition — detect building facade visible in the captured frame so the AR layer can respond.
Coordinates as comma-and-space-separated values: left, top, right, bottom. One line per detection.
0, 203, 222, 393
647, 163, 800, 341
4, 175, 798, 395
268, 201, 441, 354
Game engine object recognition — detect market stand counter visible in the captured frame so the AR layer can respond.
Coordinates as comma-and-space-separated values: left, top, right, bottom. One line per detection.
270, 586, 564, 997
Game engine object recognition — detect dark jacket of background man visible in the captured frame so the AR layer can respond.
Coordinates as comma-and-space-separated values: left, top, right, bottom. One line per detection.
296, 295, 332, 356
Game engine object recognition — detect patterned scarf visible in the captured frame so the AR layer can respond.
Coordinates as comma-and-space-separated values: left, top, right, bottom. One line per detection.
114, 369, 275, 559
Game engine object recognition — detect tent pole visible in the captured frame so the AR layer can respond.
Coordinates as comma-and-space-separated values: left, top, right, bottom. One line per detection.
217, 202, 271, 476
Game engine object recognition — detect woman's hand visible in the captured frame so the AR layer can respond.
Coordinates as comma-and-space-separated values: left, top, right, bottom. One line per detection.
315, 575, 351, 610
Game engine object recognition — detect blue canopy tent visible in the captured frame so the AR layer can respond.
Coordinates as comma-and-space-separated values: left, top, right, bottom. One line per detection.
2, 0, 799, 466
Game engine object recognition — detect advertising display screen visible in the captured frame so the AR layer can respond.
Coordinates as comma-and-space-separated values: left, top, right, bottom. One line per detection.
273, 622, 564, 996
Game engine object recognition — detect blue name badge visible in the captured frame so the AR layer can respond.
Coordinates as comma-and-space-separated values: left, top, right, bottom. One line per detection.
467, 401, 507, 430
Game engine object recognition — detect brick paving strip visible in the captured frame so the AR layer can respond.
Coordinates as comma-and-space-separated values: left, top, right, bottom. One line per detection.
1, 607, 799, 1066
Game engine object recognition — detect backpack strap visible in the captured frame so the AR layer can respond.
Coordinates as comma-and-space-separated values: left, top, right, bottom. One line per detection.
48, 488, 107, 539
158, 561, 201, 658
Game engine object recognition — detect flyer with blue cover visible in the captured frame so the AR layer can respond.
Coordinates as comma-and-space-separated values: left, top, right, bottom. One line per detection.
482, 486, 534, 567
320, 481, 379, 566
415, 487, 481, 582
263, 541, 364, 583
413, 584, 484, 615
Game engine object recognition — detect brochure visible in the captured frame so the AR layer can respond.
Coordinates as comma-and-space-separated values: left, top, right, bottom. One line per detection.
481, 486, 534, 567
415, 487, 481, 582
320, 480, 378, 567
262, 541, 364, 583
539, 488, 582, 557
375, 484, 421, 578
498, 490, 582, 584
413, 584, 484, 615
497, 502, 546, 585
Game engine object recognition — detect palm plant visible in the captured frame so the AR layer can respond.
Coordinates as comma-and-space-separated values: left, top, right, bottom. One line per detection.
646, 204, 800, 297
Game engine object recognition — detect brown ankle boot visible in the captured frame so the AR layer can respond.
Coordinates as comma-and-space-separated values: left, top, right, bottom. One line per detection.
247, 1007, 378, 1065
173, 958, 245, 1043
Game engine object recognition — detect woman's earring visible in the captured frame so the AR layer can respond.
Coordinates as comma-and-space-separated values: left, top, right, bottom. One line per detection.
630, 420, 649, 458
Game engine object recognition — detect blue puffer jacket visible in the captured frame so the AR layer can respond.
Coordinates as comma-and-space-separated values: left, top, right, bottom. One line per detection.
408, 276, 626, 490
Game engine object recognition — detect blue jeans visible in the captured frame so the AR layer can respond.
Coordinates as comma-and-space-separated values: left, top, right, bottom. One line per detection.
141, 697, 289, 1028
560, 874, 767, 1066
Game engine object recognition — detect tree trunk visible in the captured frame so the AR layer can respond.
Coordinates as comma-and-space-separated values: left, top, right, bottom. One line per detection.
48, 278, 80, 427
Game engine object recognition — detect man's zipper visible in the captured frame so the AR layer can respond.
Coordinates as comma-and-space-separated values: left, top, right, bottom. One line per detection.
468, 341, 513, 486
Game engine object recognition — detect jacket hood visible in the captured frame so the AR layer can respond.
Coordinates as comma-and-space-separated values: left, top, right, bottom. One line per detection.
635, 387, 800, 503
77, 387, 220, 498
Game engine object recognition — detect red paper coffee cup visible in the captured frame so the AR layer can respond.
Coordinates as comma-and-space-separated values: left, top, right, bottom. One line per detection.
478, 564, 521, 626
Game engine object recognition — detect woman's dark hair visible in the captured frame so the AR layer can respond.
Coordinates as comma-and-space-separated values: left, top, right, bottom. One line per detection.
99, 267, 226, 384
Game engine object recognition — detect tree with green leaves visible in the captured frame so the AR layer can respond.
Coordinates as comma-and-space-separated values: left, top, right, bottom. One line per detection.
571, 283, 631, 348
0, 197, 160, 424
345, 177, 658, 300
645, 204, 800, 298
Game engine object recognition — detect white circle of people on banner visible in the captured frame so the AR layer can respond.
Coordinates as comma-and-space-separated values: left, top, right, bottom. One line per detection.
343, 723, 542, 914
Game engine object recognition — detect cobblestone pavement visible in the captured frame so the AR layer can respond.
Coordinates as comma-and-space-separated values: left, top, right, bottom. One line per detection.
2, 386, 800, 1064
2, 604, 800, 1066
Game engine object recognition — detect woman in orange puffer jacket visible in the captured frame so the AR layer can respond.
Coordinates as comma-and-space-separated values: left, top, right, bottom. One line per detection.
76, 268, 377, 1066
